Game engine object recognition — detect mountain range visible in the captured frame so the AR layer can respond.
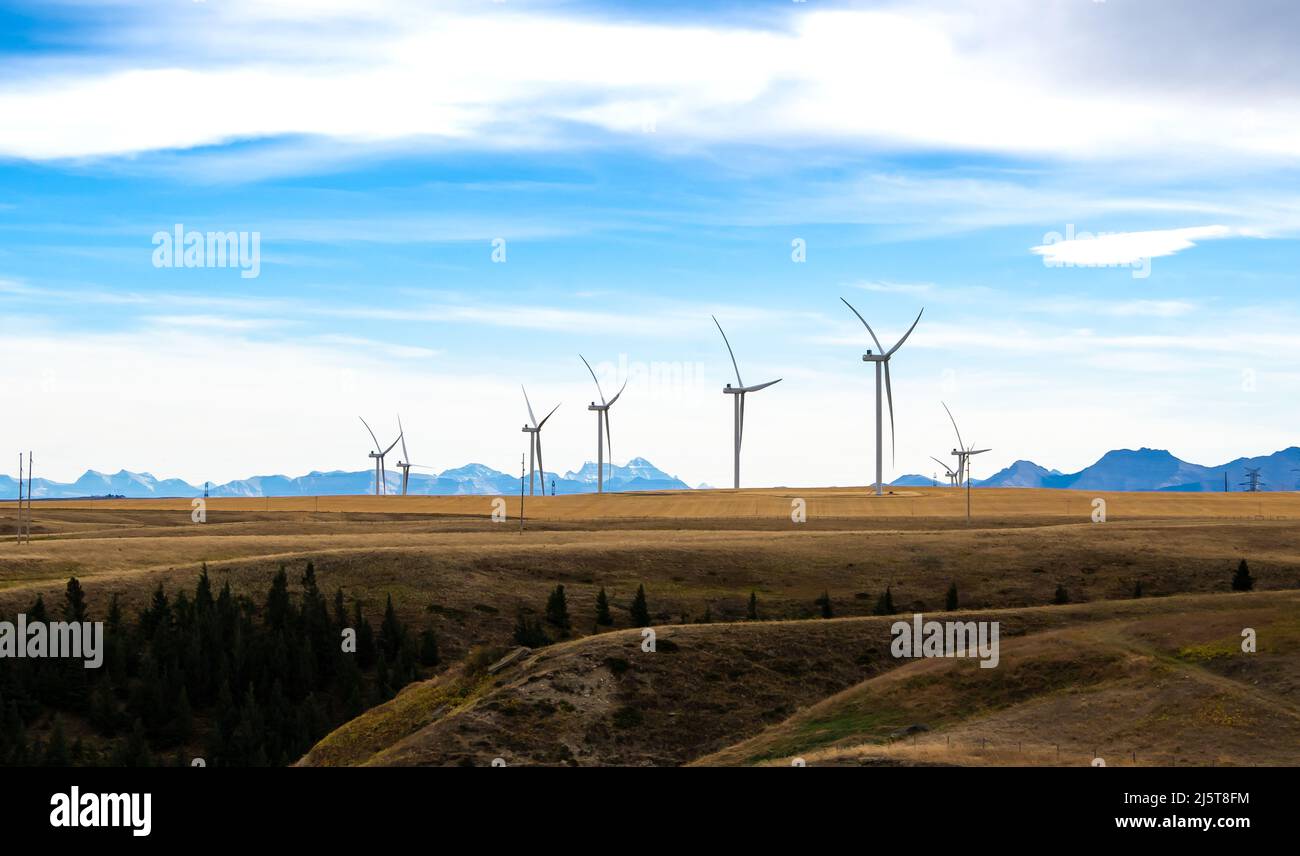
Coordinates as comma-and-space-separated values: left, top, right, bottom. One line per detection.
892, 446, 1300, 492
0, 457, 690, 499
6, 447, 1299, 500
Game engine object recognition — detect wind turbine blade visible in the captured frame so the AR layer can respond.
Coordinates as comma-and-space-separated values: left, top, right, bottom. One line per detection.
884, 361, 896, 466
929, 456, 951, 471
747, 378, 782, 393
397, 414, 409, 462
886, 308, 925, 357
383, 434, 402, 457
579, 354, 607, 405
712, 315, 744, 387
538, 402, 561, 429
839, 297, 884, 354
535, 433, 545, 491
738, 392, 746, 452
607, 377, 629, 407
941, 401, 965, 452
522, 385, 538, 427
359, 417, 381, 452
604, 409, 613, 473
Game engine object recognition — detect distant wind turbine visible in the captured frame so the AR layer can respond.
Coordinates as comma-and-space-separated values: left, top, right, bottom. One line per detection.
713, 316, 781, 490
580, 355, 628, 494
942, 402, 990, 522
521, 386, 560, 497
393, 415, 437, 496
840, 298, 923, 496
930, 456, 959, 487
360, 417, 402, 496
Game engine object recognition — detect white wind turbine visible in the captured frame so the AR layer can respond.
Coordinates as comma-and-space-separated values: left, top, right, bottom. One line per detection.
930, 456, 959, 487
360, 417, 402, 496
393, 415, 437, 496
521, 386, 560, 497
580, 355, 628, 494
840, 298, 924, 496
942, 402, 990, 522
713, 316, 781, 490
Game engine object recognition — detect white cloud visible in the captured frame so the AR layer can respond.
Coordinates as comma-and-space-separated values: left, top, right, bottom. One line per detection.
3, 4, 1300, 163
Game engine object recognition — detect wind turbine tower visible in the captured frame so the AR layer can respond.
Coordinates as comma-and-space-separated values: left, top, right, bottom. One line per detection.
713, 316, 781, 490
840, 298, 923, 495
580, 355, 628, 494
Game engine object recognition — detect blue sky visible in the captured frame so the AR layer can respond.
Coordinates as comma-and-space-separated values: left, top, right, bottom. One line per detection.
1, 0, 1298, 488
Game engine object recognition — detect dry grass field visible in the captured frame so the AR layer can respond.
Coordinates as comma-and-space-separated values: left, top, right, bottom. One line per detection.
2, 486, 1298, 766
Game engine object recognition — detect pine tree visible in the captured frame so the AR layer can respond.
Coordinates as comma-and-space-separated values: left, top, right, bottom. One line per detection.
1053, 584, 1069, 605
512, 613, 549, 647
700, 604, 712, 623
43, 716, 70, 766
629, 584, 651, 627
1232, 559, 1254, 592
418, 629, 440, 666
872, 587, 894, 616
545, 585, 571, 632
265, 565, 292, 631
1132, 580, 1143, 598
379, 593, 405, 660
747, 591, 759, 620
945, 582, 959, 611
352, 601, 376, 669
816, 591, 834, 618
63, 577, 88, 623
29, 593, 48, 623
594, 587, 613, 626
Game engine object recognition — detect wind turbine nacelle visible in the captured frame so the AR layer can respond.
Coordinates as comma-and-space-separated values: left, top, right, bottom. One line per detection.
861, 353, 887, 363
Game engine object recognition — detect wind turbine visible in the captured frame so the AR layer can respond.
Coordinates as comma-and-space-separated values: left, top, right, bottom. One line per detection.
942, 402, 990, 522
360, 417, 402, 496
392, 415, 437, 496
713, 316, 781, 490
840, 298, 924, 496
930, 456, 959, 487
521, 386, 560, 497
580, 355, 628, 494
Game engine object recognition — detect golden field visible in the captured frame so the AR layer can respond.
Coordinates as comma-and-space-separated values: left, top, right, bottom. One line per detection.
2, 486, 1298, 766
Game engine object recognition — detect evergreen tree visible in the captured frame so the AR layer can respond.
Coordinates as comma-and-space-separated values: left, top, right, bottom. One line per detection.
264, 565, 292, 631
1053, 584, 1069, 605
747, 591, 759, 620
512, 613, 549, 647
945, 582, 959, 611
43, 716, 70, 766
816, 591, 834, 618
872, 588, 894, 616
700, 604, 712, 623
139, 584, 170, 636
352, 601, 376, 669
628, 585, 651, 627
418, 629, 440, 666
545, 585, 571, 632
379, 594, 404, 660
594, 587, 613, 626
63, 577, 88, 623
1132, 580, 1143, 598
195, 564, 215, 613
112, 719, 153, 767
29, 593, 48, 623
1232, 559, 1254, 592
